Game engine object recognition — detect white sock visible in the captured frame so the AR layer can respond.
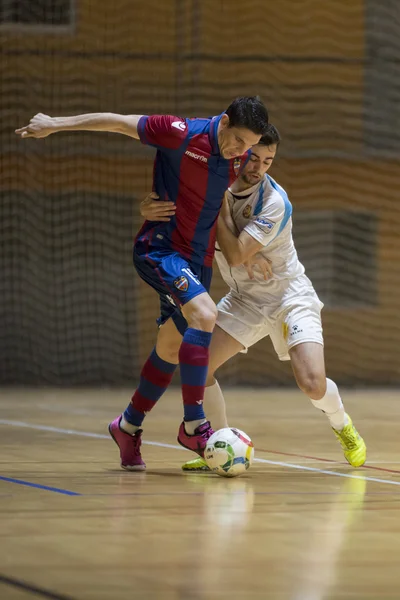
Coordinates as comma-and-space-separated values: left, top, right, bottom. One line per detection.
203, 380, 229, 431
184, 419, 207, 435
310, 378, 348, 431
120, 415, 141, 435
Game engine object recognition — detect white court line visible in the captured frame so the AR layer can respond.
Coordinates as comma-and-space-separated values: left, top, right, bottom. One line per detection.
0, 419, 182, 450
1, 419, 400, 487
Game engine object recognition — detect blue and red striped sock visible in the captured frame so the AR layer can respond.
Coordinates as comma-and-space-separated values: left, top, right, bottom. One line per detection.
179, 328, 212, 423
124, 347, 177, 427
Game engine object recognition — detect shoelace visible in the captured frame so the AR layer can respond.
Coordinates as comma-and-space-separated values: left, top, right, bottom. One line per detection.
338, 426, 359, 450
201, 425, 214, 441
132, 431, 143, 455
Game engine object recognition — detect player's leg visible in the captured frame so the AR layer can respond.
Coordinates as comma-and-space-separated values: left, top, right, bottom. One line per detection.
179, 289, 218, 433
122, 317, 182, 432
178, 282, 268, 449
204, 325, 245, 429
276, 301, 366, 467
289, 341, 366, 467
176, 290, 218, 453
118, 287, 223, 459
131, 250, 217, 456
202, 292, 267, 429
181, 324, 244, 471
182, 293, 266, 472
109, 317, 181, 471
289, 341, 343, 427
109, 243, 185, 470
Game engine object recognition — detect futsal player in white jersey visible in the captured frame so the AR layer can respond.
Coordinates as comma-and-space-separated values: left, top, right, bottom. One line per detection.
142, 124, 366, 470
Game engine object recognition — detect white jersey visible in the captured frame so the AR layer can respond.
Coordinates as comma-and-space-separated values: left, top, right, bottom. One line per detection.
215, 173, 324, 358
215, 174, 311, 315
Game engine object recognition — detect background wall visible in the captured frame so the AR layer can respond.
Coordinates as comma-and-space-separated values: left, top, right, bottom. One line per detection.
1, 0, 399, 385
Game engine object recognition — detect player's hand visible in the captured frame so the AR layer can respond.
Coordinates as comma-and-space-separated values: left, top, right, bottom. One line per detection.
140, 192, 176, 222
15, 113, 56, 139
244, 253, 273, 281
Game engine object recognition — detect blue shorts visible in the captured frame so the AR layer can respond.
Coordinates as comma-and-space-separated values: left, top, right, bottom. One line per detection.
133, 239, 213, 335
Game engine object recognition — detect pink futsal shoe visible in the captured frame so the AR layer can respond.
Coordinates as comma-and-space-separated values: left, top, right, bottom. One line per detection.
108, 416, 146, 471
177, 421, 214, 458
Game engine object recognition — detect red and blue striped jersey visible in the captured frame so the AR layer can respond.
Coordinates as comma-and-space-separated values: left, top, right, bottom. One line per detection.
136, 113, 250, 267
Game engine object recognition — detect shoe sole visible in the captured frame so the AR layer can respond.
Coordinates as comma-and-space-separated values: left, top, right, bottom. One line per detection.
181, 465, 211, 472
108, 424, 146, 471
345, 456, 367, 468
121, 464, 146, 472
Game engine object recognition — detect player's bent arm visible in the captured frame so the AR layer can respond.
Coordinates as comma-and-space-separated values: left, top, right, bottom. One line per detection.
15, 112, 142, 139
217, 215, 264, 267
220, 193, 240, 236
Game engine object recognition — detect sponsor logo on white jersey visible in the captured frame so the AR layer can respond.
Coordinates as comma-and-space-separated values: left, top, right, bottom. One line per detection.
172, 121, 186, 131
255, 216, 275, 233
185, 150, 208, 163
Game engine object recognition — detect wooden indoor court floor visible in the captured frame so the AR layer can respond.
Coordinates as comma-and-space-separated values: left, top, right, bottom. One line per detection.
1, 387, 400, 600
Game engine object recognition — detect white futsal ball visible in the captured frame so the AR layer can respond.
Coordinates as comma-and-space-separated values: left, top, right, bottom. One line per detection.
204, 427, 254, 478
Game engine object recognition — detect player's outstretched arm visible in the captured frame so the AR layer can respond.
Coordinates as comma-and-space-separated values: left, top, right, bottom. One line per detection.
15, 112, 143, 140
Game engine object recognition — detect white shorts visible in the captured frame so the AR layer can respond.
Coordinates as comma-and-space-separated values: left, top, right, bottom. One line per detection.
216, 287, 324, 361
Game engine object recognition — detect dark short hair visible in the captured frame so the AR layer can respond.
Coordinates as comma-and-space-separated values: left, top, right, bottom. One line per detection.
258, 124, 281, 147
225, 96, 269, 136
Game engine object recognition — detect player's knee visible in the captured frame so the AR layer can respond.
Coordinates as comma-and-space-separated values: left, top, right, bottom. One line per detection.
158, 346, 180, 364
159, 344, 180, 364
186, 304, 218, 332
298, 373, 326, 400
156, 334, 181, 364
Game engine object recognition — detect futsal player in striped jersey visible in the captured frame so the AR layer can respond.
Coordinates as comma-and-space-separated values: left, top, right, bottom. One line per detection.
16, 97, 269, 470
142, 124, 367, 470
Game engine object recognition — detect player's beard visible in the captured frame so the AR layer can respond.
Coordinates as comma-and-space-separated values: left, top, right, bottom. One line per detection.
242, 173, 261, 186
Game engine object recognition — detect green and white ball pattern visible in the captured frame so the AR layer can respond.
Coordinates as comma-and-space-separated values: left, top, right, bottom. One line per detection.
204, 428, 254, 477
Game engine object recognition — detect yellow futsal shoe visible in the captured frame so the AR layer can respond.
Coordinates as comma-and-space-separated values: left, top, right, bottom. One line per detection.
182, 457, 211, 472
333, 414, 366, 467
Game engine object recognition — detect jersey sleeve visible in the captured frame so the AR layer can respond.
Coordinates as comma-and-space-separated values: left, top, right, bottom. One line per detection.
243, 191, 288, 247
137, 115, 188, 150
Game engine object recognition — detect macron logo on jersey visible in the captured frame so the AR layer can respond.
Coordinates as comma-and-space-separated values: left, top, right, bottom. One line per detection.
172, 121, 187, 131
185, 150, 208, 163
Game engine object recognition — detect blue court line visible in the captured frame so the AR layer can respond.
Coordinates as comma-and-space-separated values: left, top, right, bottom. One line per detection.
0, 476, 80, 496
1, 419, 400, 488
